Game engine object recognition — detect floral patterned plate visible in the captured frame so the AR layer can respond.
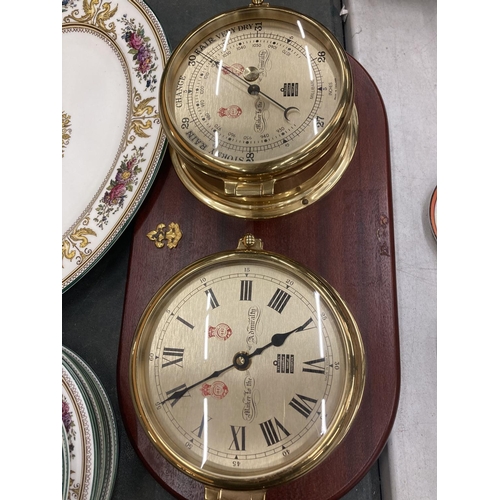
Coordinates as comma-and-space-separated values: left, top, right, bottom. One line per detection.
62, 0, 171, 291
62, 421, 71, 500
62, 346, 119, 500
62, 363, 96, 500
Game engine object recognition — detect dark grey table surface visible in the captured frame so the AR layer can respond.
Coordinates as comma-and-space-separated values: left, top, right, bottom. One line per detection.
62, 1, 383, 498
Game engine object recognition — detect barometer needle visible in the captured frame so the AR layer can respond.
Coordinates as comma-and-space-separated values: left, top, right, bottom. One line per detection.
196, 51, 299, 121
162, 317, 314, 404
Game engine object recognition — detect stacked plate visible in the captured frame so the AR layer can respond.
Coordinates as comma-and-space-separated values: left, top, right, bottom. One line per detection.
62, 346, 118, 500
429, 186, 437, 240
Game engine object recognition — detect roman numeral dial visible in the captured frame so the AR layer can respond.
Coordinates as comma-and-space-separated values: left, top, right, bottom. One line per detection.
268, 288, 291, 313
162, 347, 184, 368
259, 417, 291, 446
229, 425, 246, 451
131, 248, 364, 484
240, 280, 253, 301
289, 394, 318, 418
205, 288, 220, 309
192, 414, 213, 439
176, 316, 195, 329
302, 357, 326, 374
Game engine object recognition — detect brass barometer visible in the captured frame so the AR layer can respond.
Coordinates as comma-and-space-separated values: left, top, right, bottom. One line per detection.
130, 235, 365, 499
159, 0, 358, 218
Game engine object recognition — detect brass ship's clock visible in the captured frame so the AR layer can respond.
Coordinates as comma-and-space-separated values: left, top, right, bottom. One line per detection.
159, 0, 358, 218
130, 235, 365, 499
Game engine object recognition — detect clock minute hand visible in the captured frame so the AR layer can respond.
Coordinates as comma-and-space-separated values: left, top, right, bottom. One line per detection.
162, 362, 234, 404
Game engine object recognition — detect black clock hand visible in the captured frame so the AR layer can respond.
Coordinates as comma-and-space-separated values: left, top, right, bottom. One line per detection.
161, 362, 235, 405
197, 51, 299, 121
248, 317, 314, 359
163, 317, 313, 404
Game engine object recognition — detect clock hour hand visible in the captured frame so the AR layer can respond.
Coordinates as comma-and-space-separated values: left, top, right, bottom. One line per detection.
249, 317, 314, 359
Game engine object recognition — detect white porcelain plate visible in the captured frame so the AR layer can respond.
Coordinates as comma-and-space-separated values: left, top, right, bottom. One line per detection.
62, 364, 96, 500
63, 346, 119, 500
62, 421, 70, 500
62, 0, 171, 291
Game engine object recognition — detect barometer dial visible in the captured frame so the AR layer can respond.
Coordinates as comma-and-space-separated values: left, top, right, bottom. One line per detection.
169, 18, 343, 166
159, 3, 358, 218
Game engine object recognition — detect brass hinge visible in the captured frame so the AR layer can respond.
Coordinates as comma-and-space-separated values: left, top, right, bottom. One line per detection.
205, 486, 266, 500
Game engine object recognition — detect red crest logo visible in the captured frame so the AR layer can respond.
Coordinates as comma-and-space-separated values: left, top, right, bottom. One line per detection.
217, 105, 242, 119
208, 323, 233, 340
201, 381, 229, 399
222, 63, 244, 76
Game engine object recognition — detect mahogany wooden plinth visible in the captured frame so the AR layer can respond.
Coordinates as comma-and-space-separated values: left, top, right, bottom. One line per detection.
117, 54, 400, 500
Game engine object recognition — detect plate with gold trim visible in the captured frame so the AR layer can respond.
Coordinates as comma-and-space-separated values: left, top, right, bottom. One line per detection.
62, 421, 70, 500
62, 363, 96, 500
62, 0, 171, 291
62, 346, 119, 500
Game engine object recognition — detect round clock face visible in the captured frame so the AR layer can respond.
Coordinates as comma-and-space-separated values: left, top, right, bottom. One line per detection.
161, 6, 354, 173
130, 247, 365, 490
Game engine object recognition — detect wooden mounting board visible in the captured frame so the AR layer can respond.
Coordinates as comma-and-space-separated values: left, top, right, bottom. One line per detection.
117, 54, 400, 500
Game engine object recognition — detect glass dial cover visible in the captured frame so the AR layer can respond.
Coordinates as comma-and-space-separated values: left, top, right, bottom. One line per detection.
159, 5, 358, 218
130, 239, 365, 490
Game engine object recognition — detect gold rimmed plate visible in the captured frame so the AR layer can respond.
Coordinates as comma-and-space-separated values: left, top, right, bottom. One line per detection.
62, 0, 171, 291
62, 363, 96, 500
62, 422, 70, 500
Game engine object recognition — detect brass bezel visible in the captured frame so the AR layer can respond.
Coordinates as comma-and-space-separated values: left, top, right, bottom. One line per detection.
169, 106, 357, 218
130, 244, 365, 492
159, 5, 357, 218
